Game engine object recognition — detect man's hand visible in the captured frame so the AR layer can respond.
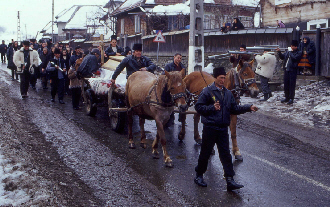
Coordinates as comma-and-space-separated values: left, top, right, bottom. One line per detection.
276, 47, 281, 52
55, 65, 59, 69
62, 68, 66, 72
214, 101, 221, 111
140, 67, 147, 71
110, 79, 116, 85
116, 53, 121, 56
250, 105, 258, 112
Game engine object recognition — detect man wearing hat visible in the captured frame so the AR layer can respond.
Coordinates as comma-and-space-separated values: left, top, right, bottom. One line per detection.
105, 35, 125, 57
111, 43, 155, 83
13, 40, 39, 98
276, 40, 302, 105
194, 67, 258, 191
255, 49, 277, 101
46, 48, 67, 104
77, 48, 101, 78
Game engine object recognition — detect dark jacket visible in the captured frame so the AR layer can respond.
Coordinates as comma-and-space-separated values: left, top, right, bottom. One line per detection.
112, 55, 156, 80
69, 52, 82, 67
298, 37, 316, 64
105, 45, 125, 56
0, 44, 7, 53
231, 18, 245, 31
39, 52, 50, 69
164, 61, 186, 73
195, 83, 252, 127
61, 54, 71, 70
77, 54, 100, 78
46, 57, 66, 79
7, 46, 18, 69
278, 49, 302, 72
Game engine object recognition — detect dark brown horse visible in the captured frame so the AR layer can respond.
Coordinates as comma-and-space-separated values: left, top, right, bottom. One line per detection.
179, 59, 258, 161
125, 69, 187, 167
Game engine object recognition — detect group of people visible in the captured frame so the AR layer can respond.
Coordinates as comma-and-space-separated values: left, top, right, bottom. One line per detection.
220, 18, 245, 33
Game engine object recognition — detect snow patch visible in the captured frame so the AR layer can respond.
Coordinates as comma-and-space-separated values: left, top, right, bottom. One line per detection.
204, 63, 214, 74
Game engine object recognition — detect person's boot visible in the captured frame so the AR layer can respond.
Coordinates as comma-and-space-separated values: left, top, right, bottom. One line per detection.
194, 174, 207, 187
287, 99, 294, 105
269, 92, 272, 98
226, 177, 244, 191
259, 93, 269, 101
281, 98, 289, 103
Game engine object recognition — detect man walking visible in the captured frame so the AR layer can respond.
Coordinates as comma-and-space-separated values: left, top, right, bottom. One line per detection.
194, 67, 258, 191
46, 48, 66, 104
0, 40, 7, 63
13, 40, 39, 98
276, 40, 302, 105
255, 49, 277, 101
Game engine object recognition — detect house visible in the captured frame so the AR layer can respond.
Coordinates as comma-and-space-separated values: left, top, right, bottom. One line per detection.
39, 21, 59, 42
55, 5, 107, 41
260, 0, 329, 30
101, 0, 126, 38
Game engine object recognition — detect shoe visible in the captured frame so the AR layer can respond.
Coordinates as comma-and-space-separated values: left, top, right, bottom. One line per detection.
73, 107, 79, 110
11, 78, 15, 81
287, 99, 294, 105
59, 100, 65, 104
226, 177, 244, 191
281, 98, 289, 103
194, 175, 207, 187
22, 95, 28, 98
51, 98, 55, 102
259, 93, 269, 101
43, 87, 48, 90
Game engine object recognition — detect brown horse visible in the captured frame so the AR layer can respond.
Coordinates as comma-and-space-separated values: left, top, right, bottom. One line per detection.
179, 59, 258, 161
126, 69, 187, 167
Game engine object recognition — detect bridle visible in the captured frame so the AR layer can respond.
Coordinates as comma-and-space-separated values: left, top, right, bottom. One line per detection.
234, 62, 256, 92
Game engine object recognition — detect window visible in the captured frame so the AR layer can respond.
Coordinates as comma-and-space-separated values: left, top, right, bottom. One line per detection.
307, 19, 328, 30
134, 15, 141, 33
121, 19, 125, 34
275, 0, 291, 5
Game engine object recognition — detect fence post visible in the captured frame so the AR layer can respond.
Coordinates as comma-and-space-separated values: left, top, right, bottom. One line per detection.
315, 26, 321, 76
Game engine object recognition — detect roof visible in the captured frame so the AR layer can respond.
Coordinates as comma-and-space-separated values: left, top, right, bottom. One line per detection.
40, 21, 58, 35
111, 0, 143, 16
149, 1, 190, 15
103, 0, 126, 8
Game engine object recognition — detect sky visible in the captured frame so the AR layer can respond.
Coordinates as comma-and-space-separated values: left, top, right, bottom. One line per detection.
0, 0, 258, 43
0, 0, 109, 43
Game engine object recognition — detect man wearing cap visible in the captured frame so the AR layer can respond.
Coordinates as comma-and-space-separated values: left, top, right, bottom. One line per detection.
46, 48, 67, 104
13, 40, 39, 98
194, 67, 258, 191
77, 48, 101, 78
111, 43, 155, 83
69, 46, 82, 67
255, 49, 277, 101
105, 35, 125, 57
276, 40, 302, 105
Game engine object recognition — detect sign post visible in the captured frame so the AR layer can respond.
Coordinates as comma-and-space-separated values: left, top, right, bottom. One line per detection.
153, 31, 166, 63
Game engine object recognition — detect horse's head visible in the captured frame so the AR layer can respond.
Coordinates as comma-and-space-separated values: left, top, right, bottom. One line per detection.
75, 58, 83, 71
237, 59, 259, 98
164, 69, 188, 112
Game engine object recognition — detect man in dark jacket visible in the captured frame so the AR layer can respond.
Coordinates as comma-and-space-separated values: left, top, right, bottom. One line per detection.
7, 41, 19, 80
164, 53, 186, 74
0, 40, 7, 63
276, 40, 302, 105
39, 47, 51, 89
105, 35, 125, 57
111, 43, 155, 83
77, 48, 100, 78
46, 48, 67, 104
194, 67, 258, 191
69, 46, 82, 67
229, 44, 251, 68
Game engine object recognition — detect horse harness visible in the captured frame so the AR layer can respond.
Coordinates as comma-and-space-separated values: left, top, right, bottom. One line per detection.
127, 76, 186, 111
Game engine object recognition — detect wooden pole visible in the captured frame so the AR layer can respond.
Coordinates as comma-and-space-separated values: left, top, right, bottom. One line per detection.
100, 34, 104, 65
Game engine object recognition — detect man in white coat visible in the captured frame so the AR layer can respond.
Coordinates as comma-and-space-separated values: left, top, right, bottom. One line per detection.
13, 40, 39, 98
255, 49, 276, 101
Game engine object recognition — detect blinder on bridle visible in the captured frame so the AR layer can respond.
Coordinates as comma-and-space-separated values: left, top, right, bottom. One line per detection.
237, 62, 256, 91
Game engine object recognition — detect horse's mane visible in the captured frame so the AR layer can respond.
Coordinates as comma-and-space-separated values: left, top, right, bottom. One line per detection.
225, 68, 236, 90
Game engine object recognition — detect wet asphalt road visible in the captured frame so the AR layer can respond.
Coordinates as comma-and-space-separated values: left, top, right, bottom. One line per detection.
1, 64, 330, 206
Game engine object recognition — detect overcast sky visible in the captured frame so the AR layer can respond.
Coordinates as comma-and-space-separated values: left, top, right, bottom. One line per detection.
0, 0, 258, 43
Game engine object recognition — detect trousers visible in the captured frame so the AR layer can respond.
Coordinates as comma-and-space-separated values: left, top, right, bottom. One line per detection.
51, 78, 65, 100
195, 125, 235, 178
284, 70, 297, 99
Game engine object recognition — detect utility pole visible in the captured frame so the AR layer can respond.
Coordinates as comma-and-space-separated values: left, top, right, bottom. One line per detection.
52, 0, 54, 41
17, 11, 21, 43
25, 24, 27, 39
188, 0, 204, 74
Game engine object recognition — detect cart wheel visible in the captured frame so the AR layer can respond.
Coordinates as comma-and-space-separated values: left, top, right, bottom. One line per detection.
108, 88, 125, 132
85, 89, 97, 116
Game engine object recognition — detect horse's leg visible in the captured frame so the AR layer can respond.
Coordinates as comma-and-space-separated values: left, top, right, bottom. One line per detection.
127, 110, 136, 149
230, 114, 243, 161
152, 132, 160, 159
178, 114, 186, 141
194, 113, 202, 144
156, 119, 173, 168
139, 117, 147, 149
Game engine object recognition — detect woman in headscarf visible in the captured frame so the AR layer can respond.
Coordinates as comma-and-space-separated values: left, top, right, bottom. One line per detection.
298, 37, 316, 75
232, 18, 244, 31
277, 20, 286, 28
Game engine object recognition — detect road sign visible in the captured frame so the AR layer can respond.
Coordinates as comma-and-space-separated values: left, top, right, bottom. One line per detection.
153, 31, 166, 43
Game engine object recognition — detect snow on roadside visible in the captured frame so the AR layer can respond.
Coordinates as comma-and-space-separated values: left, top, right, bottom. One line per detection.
241, 80, 330, 131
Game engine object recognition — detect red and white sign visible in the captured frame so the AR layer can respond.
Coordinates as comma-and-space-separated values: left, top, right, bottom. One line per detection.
153, 31, 166, 43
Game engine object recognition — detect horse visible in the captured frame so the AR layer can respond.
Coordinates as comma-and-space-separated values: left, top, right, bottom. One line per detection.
125, 69, 187, 167
179, 59, 259, 161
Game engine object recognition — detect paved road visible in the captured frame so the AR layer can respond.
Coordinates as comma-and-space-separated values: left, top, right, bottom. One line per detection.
0, 64, 329, 206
